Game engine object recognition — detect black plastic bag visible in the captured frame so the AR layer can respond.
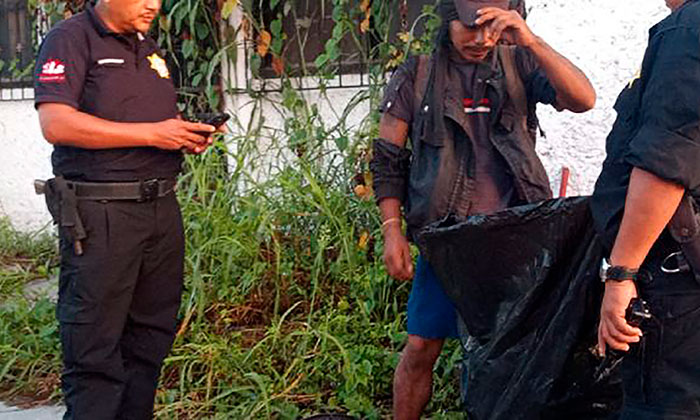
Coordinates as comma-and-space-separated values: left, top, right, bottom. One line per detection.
416, 197, 622, 420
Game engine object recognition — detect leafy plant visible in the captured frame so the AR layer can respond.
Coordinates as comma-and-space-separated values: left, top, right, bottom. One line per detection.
0, 0, 464, 417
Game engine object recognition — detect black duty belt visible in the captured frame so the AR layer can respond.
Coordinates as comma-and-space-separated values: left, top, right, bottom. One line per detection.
35, 177, 177, 256
60, 178, 176, 202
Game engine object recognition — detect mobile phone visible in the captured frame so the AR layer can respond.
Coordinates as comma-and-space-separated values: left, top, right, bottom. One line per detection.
189, 112, 230, 137
195, 112, 230, 129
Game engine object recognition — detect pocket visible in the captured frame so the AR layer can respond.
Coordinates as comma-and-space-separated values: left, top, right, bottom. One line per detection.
644, 293, 700, 406
56, 301, 97, 324
96, 58, 126, 67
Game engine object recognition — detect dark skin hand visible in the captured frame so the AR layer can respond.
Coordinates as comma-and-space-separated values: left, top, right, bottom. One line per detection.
597, 168, 685, 353
378, 113, 413, 281
474, 7, 596, 112
38, 103, 216, 154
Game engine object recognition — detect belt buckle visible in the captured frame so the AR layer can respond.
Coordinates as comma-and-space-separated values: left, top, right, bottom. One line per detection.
140, 179, 160, 202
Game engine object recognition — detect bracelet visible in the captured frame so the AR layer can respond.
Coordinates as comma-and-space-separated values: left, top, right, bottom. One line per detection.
604, 265, 639, 283
381, 217, 402, 230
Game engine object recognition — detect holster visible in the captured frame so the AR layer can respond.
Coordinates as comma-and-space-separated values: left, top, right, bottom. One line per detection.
668, 194, 700, 281
35, 176, 87, 256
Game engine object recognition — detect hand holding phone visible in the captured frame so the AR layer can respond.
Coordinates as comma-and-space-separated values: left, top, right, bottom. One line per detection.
191, 112, 231, 135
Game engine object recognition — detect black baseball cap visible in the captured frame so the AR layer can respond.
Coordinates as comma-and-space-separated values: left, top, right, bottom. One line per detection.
455, 0, 511, 27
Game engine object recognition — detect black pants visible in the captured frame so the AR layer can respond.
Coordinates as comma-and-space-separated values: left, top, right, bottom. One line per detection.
57, 193, 184, 420
619, 241, 700, 419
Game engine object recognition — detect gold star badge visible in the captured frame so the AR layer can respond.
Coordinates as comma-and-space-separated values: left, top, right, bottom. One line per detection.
147, 53, 170, 79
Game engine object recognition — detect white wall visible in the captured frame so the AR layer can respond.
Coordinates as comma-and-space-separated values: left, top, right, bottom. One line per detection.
0, 0, 670, 231
224, 0, 669, 196
528, 0, 668, 196
0, 97, 54, 231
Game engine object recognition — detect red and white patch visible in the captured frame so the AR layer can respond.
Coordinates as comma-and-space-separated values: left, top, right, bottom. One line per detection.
38, 59, 66, 83
463, 98, 491, 114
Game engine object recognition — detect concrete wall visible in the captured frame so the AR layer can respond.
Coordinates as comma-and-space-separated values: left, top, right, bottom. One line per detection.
528, 0, 667, 196
0, 96, 54, 231
0, 0, 670, 231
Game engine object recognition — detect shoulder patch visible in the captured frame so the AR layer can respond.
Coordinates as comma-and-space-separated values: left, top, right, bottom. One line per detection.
38, 59, 66, 83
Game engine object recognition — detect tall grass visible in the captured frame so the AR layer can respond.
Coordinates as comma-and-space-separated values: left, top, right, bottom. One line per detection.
0, 93, 464, 417
0, 2, 465, 416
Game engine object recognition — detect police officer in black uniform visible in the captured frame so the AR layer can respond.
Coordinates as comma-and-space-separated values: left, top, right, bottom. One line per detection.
593, 0, 700, 417
34, 0, 216, 418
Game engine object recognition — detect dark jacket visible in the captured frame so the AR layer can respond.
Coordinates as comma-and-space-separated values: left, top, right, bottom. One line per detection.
373, 45, 554, 239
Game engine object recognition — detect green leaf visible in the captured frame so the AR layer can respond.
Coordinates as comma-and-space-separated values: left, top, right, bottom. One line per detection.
314, 53, 329, 69
335, 135, 349, 152
172, 3, 189, 33
222, 0, 237, 19
192, 73, 203, 87
270, 18, 282, 38
182, 39, 195, 59
269, 0, 280, 11
196, 22, 210, 40
250, 54, 262, 77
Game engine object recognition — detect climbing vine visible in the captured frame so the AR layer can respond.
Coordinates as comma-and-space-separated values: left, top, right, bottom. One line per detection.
4, 2, 462, 418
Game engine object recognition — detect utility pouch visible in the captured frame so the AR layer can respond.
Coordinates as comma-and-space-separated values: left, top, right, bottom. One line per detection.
668, 194, 700, 281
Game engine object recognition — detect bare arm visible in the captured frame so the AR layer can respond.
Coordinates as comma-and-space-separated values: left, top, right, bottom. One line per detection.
377, 113, 414, 281
476, 8, 596, 113
38, 103, 215, 152
598, 168, 685, 353
610, 169, 685, 268
526, 37, 596, 113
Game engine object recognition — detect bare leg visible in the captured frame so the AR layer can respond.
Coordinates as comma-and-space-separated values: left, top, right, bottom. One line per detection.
393, 335, 445, 420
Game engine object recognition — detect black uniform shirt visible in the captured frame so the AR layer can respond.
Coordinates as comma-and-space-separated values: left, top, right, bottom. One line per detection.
34, 4, 181, 181
591, 0, 700, 249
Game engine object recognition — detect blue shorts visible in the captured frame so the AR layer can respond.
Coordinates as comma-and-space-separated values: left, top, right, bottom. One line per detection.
407, 255, 459, 339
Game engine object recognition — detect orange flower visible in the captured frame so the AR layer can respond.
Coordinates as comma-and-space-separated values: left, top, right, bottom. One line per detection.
257, 30, 272, 57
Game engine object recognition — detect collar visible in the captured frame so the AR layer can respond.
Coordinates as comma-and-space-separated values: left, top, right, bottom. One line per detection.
87, 3, 113, 37
87, 3, 145, 41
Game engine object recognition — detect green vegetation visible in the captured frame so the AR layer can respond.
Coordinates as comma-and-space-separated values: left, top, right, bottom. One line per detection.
1, 0, 466, 417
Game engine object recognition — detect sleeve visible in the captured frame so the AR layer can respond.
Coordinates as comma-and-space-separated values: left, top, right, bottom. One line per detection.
516, 47, 557, 106
378, 56, 417, 124
370, 138, 412, 203
34, 27, 89, 109
624, 27, 700, 190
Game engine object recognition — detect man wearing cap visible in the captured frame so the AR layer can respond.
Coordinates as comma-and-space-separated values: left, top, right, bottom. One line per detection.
370, 0, 595, 417
593, 0, 700, 417
33, 0, 217, 418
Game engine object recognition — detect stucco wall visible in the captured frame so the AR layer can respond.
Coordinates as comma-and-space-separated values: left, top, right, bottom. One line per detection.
528, 0, 667, 196
0, 98, 54, 231
0, 0, 670, 231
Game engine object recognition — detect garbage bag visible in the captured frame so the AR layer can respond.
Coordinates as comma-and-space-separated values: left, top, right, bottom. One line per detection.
416, 197, 622, 420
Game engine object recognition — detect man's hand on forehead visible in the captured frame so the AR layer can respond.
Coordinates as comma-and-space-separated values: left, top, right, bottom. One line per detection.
474, 6, 536, 47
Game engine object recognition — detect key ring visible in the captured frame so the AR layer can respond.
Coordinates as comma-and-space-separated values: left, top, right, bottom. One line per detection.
661, 251, 684, 274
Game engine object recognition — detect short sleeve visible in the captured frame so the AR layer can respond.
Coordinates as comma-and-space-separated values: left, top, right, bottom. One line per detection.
34, 28, 89, 109
625, 27, 700, 190
379, 56, 418, 124
516, 47, 557, 106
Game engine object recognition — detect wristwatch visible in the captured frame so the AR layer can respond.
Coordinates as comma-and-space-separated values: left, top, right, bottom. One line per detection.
603, 265, 638, 283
